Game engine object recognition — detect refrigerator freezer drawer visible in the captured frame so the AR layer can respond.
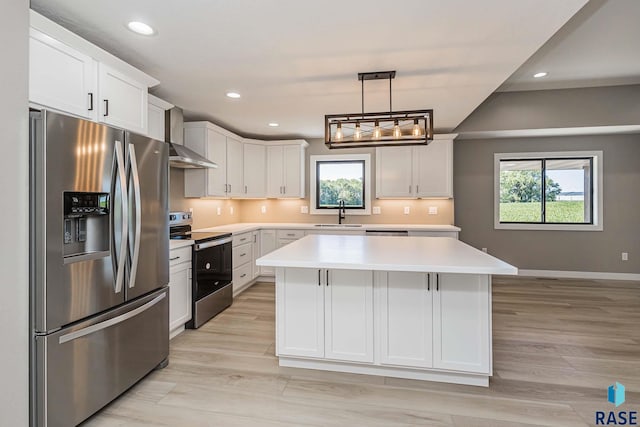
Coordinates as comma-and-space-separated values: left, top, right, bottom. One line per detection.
34, 288, 169, 427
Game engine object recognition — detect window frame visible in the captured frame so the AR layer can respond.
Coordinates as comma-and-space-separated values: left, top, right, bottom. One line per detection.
310, 153, 371, 215
494, 151, 603, 231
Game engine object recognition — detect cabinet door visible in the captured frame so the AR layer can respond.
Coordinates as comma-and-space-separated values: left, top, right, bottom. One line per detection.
260, 230, 277, 276
98, 63, 148, 134
413, 140, 453, 198
433, 273, 490, 373
379, 272, 432, 368
168, 262, 192, 333
147, 101, 165, 140
252, 231, 260, 279
277, 268, 324, 358
282, 145, 303, 198
375, 146, 413, 197
206, 129, 228, 197
324, 269, 374, 363
29, 28, 97, 120
226, 136, 244, 197
266, 146, 284, 198
243, 143, 266, 197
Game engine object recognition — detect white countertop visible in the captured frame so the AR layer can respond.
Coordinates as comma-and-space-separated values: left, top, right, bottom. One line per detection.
256, 234, 518, 275
195, 222, 461, 234
170, 239, 194, 250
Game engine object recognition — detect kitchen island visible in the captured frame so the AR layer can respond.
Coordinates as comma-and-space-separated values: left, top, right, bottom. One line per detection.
256, 234, 517, 386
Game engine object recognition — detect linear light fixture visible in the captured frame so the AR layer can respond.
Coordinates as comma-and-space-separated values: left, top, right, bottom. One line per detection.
325, 71, 433, 149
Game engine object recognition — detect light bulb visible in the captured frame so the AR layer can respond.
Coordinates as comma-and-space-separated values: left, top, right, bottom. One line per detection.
393, 120, 402, 139
335, 123, 343, 141
354, 123, 362, 140
373, 121, 381, 139
412, 119, 421, 137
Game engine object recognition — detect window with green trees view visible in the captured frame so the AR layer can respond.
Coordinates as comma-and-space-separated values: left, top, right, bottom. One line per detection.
315, 160, 365, 209
498, 157, 593, 224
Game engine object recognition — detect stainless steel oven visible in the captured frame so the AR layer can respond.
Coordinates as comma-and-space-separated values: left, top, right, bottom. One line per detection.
170, 212, 233, 328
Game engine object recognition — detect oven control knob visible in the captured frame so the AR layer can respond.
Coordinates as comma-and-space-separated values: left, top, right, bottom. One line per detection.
205, 262, 211, 270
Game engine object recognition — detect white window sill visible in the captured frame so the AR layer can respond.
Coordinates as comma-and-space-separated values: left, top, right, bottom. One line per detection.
494, 222, 603, 231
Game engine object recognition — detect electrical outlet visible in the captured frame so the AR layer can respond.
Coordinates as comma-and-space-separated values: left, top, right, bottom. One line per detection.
300, 206, 309, 214
428, 206, 438, 215
622, 252, 629, 261
403, 206, 410, 215
230, 206, 234, 215
372, 206, 381, 215
188, 207, 193, 213
216, 207, 221, 216
261, 205, 267, 214
482, 248, 488, 253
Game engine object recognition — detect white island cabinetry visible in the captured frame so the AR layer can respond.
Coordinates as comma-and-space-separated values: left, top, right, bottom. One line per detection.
258, 235, 516, 386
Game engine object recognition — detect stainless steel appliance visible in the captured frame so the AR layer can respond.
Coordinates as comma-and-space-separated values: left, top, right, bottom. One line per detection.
169, 212, 233, 328
30, 110, 170, 427
165, 107, 218, 169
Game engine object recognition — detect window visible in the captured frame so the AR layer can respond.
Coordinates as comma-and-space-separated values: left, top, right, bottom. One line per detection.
494, 151, 603, 231
310, 154, 371, 215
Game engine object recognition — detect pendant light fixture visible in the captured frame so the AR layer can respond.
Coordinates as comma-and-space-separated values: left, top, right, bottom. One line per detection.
325, 71, 433, 148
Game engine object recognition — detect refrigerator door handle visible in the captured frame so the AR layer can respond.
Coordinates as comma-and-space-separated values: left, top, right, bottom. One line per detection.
127, 143, 142, 289
58, 293, 166, 344
112, 141, 128, 294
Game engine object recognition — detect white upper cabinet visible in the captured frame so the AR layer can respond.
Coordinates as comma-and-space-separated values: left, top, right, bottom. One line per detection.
98, 63, 148, 134
266, 142, 307, 198
376, 135, 455, 199
184, 124, 227, 197
243, 142, 267, 197
29, 11, 159, 134
29, 28, 97, 120
147, 94, 173, 141
226, 136, 244, 197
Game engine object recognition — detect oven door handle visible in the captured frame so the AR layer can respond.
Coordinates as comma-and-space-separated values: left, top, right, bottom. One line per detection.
194, 236, 233, 251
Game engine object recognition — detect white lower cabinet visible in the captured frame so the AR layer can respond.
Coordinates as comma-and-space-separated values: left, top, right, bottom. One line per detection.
168, 246, 192, 338
277, 268, 374, 362
276, 268, 491, 381
232, 232, 254, 295
259, 229, 277, 276
432, 273, 490, 374
379, 271, 433, 368
252, 231, 260, 279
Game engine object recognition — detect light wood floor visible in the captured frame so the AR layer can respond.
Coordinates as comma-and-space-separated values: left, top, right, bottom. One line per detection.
82, 277, 640, 427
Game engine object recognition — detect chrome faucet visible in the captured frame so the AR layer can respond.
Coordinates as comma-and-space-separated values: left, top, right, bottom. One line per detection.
338, 200, 346, 224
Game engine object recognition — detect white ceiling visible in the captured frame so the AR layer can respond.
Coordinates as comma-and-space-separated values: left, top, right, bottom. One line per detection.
31, 0, 587, 139
499, 0, 640, 92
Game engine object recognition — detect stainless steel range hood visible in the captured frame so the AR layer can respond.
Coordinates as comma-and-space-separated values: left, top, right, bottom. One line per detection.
165, 107, 218, 169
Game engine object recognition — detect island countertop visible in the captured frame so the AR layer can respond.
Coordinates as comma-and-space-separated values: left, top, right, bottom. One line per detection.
256, 234, 517, 275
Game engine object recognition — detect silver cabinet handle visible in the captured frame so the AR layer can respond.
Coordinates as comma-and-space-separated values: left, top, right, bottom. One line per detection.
88, 93, 94, 111
253, 234, 257, 243
283, 185, 286, 194
240, 237, 247, 242
436, 273, 439, 291
169, 256, 180, 261
127, 143, 142, 289
318, 269, 321, 286
240, 273, 247, 278
112, 141, 128, 294
245, 185, 248, 194
409, 185, 412, 193
240, 253, 247, 257
286, 233, 295, 237
326, 269, 329, 286
427, 274, 430, 292
416, 185, 419, 193
103, 99, 109, 117
59, 293, 166, 344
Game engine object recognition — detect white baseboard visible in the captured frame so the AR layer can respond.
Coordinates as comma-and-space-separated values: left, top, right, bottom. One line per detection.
516, 269, 640, 281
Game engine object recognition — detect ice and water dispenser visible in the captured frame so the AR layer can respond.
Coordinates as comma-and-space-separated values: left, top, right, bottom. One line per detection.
63, 192, 110, 259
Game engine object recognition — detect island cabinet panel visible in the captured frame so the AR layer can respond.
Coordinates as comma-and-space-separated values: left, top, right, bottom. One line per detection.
324, 270, 374, 363
277, 268, 324, 358
432, 273, 490, 374
379, 272, 433, 368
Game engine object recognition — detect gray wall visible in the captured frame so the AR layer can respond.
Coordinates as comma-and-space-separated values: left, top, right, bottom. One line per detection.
455, 85, 640, 133
0, 0, 30, 424
454, 134, 640, 273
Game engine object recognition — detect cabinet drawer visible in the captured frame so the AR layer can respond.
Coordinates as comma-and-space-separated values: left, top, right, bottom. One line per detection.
233, 262, 252, 289
169, 246, 192, 267
407, 231, 459, 239
276, 229, 304, 240
232, 242, 252, 268
232, 232, 253, 247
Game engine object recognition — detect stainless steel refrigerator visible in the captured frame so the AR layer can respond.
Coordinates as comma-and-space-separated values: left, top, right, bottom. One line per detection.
30, 110, 170, 427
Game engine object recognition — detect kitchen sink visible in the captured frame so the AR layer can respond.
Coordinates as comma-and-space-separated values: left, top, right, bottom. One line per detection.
314, 224, 362, 228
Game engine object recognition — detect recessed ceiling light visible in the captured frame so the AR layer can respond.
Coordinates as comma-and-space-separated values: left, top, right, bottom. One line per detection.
226, 92, 241, 99
533, 72, 548, 78
268, 122, 279, 127
127, 21, 155, 36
